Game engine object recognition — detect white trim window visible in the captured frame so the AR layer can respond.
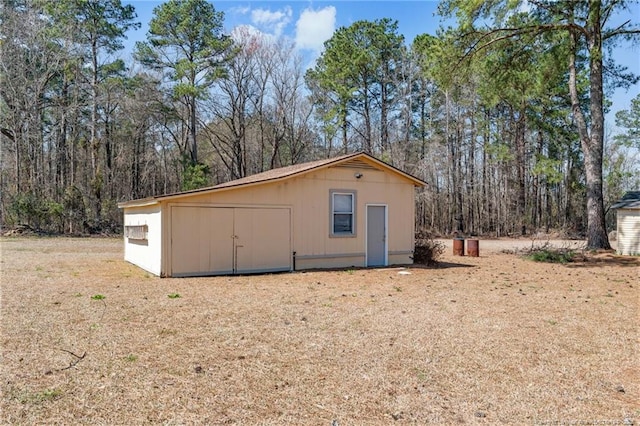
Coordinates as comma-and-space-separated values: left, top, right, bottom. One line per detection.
331, 191, 356, 236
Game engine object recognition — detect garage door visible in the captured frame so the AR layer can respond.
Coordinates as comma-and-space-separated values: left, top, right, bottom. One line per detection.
234, 208, 292, 274
170, 206, 291, 276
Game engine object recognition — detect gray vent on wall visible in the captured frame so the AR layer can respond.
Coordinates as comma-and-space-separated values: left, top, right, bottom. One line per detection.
332, 159, 379, 171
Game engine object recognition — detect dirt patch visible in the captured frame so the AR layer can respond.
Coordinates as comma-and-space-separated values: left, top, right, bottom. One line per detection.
1, 237, 638, 424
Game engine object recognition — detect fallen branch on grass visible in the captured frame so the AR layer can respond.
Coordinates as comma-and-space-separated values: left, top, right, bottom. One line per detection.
56, 348, 87, 371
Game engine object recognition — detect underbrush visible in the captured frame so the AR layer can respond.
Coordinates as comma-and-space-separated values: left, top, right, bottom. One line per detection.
524, 242, 579, 264
413, 230, 445, 265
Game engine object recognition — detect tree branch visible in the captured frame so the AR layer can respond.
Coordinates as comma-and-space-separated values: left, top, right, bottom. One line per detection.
603, 26, 640, 40
601, 0, 622, 26
459, 22, 584, 65
56, 349, 87, 371
1, 128, 15, 141
528, 0, 571, 20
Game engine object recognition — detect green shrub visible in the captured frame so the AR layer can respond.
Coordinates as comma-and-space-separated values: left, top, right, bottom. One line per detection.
181, 161, 209, 191
7, 192, 48, 230
527, 248, 575, 264
7, 192, 69, 233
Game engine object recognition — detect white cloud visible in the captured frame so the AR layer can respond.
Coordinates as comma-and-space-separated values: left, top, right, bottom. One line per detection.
295, 6, 336, 55
230, 24, 264, 42
250, 6, 293, 37
251, 7, 291, 25
229, 5, 251, 16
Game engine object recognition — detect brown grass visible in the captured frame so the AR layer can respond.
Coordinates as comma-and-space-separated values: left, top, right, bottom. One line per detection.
1, 237, 638, 425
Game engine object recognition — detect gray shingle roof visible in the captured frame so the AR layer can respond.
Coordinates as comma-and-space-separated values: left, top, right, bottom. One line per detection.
611, 191, 640, 209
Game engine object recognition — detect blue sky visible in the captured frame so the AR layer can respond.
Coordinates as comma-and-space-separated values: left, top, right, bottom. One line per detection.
123, 1, 639, 131
125, 1, 447, 53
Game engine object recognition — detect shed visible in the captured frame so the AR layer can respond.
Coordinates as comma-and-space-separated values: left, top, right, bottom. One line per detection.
118, 152, 426, 277
611, 191, 640, 256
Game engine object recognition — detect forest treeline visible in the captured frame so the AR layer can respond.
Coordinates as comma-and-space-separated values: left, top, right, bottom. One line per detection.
1, 0, 639, 243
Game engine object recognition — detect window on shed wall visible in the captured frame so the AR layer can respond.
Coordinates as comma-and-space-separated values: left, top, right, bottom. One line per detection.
331, 191, 356, 236
125, 225, 148, 241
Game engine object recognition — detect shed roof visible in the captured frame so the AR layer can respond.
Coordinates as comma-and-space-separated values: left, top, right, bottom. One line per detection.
118, 151, 426, 208
611, 191, 640, 210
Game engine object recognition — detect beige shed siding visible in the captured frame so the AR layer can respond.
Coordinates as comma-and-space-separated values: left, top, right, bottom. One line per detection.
170, 206, 235, 276
165, 165, 415, 271
168, 206, 291, 276
295, 254, 365, 270
123, 205, 162, 275
617, 209, 640, 255
233, 207, 292, 273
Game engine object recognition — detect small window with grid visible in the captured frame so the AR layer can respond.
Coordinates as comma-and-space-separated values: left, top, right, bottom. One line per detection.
125, 225, 148, 241
331, 191, 356, 236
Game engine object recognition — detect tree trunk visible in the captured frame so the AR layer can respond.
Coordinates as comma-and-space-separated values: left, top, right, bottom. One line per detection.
380, 75, 389, 152
515, 105, 527, 236
341, 103, 348, 153
567, 9, 610, 249
583, 3, 610, 249
363, 79, 372, 153
189, 95, 198, 165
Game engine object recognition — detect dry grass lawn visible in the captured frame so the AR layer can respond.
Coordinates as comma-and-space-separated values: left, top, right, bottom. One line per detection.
1, 237, 638, 425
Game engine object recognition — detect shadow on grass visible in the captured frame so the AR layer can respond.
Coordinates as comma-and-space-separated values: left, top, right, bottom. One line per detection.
411, 261, 476, 270
567, 253, 640, 268
295, 262, 476, 274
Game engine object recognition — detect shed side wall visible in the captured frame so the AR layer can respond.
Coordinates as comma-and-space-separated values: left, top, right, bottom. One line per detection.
617, 209, 640, 255
123, 205, 162, 275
